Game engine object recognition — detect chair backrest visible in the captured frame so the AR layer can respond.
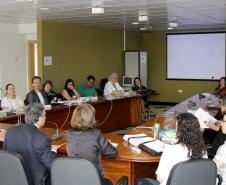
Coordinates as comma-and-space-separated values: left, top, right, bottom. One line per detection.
166, 159, 217, 185
51, 157, 102, 185
100, 78, 108, 91
0, 150, 33, 185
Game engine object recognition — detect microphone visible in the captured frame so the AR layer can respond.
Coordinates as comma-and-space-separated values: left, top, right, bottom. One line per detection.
15, 114, 22, 126
46, 121, 63, 140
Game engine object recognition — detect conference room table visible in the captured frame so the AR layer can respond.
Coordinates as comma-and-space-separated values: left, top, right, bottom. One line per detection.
0, 93, 221, 185
0, 95, 143, 133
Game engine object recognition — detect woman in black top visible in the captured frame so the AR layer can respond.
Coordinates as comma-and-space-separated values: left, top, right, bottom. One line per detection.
61, 79, 80, 100
43, 80, 60, 103
214, 77, 226, 97
132, 77, 149, 108
132, 77, 147, 91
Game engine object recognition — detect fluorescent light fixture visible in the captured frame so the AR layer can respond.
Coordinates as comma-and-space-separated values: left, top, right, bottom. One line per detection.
132, 22, 139, 25
168, 27, 173, 30
92, 7, 104, 14
39, 7, 50, 11
138, 15, 148, 22
169, 22, 178, 27
140, 27, 145, 31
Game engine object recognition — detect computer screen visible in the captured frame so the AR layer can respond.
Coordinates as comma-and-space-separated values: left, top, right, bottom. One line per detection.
123, 76, 133, 87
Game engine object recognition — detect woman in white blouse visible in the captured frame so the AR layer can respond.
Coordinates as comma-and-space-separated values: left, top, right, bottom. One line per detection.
138, 113, 207, 185
213, 120, 226, 185
104, 73, 124, 96
1, 83, 24, 112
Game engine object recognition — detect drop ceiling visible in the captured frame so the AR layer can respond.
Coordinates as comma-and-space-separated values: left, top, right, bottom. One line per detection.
0, 0, 226, 31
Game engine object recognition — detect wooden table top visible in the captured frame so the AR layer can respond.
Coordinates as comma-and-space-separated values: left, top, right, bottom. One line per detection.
0, 122, 160, 163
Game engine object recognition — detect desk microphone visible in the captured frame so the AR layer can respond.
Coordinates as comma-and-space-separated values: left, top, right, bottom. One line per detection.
46, 121, 63, 140
15, 114, 22, 126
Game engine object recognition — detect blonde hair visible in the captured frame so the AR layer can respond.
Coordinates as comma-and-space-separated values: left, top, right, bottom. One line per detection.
70, 104, 96, 129
108, 72, 118, 81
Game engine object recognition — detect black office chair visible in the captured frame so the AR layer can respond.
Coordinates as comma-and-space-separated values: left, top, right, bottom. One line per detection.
0, 150, 33, 185
100, 78, 108, 91
137, 159, 222, 185
51, 157, 128, 185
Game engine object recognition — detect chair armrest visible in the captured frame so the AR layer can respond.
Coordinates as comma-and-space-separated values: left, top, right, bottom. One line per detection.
115, 176, 128, 185
217, 174, 223, 185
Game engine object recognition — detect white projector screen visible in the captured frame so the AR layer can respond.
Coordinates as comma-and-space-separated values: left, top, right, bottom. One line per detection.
167, 33, 226, 80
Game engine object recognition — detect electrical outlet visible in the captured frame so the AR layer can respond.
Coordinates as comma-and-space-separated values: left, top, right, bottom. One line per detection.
178, 89, 183, 93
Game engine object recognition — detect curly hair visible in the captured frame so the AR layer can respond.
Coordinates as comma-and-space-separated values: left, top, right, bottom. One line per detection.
176, 113, 206, 160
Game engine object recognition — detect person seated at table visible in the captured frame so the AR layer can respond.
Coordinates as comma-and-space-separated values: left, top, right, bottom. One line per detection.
1, 83, 24, 112
61, 79, 80, 100
43, 80, 60, 103
77, 75, 97, 97
104, 73, 124, 96
132, 77, 147, 91
24, 76, 49, 105
137, 113, 206, 185
132, 77, 149, 108
4, 103, 60, 185
214, 77, 226, 97
213, 136, 226, 185
205, 113, 226, 159
66, 104, 117, 185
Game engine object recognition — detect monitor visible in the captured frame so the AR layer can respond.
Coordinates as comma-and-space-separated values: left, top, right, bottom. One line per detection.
123, 76, 133, 87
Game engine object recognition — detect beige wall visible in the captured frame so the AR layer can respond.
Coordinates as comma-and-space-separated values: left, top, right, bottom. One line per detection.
142, 32, 218, 102
39, 21, 141, 91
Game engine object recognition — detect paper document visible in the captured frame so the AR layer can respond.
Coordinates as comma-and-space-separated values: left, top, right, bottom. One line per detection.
194, 108, 217, 128
123, 134, 154, 147
143, 140, 166, 153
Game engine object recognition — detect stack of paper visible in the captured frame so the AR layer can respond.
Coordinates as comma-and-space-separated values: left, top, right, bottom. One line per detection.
123, 133, 168, 153
123, 133, 154, 147
194, 108, 217, 129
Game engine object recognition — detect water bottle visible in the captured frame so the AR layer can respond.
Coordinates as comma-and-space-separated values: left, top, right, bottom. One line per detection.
153, 123, 160, 140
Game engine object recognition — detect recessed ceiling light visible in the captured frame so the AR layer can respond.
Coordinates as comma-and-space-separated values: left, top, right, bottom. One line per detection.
132, 22, 139, 25
92, 7, 104, 14
39, 7, 50, 11
138, 15, 148, 22
168, 27, 173, 30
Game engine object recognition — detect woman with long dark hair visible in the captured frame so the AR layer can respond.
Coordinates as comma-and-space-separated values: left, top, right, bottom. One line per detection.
61, 79, 80, 100
214, 77, 226, 97
138, 112, 206, 185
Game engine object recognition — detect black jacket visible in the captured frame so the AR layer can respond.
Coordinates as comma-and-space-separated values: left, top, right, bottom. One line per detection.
24, 90, 49, 105
66, 128, 117, 176
4, 124, 56, 185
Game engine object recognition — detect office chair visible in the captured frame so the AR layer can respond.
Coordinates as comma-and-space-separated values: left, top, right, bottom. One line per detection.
51, 157, 128, 185
0, 150, 33, 185
137, 159, 222, 185
100, 78, 108, 91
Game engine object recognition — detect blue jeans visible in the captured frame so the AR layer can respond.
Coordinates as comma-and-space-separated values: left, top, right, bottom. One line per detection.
137, 178, 160, 185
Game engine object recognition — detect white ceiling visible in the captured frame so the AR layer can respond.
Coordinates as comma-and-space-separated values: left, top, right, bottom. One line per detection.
0, 0, 226, 31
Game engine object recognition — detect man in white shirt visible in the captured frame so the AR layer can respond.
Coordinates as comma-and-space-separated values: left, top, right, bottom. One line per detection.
24, 76, 49, 105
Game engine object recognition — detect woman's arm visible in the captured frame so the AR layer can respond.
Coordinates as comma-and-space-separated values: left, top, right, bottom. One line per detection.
61, 89, 72, 100
72, 89, 80, 98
